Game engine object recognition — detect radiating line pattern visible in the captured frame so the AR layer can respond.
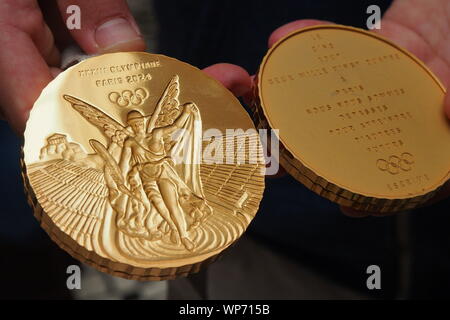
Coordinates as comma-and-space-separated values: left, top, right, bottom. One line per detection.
26, 132, 265, 263
28, 160, 108, 252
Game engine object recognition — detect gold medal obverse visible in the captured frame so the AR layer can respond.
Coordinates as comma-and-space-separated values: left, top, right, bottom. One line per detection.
22, 52, 265, 280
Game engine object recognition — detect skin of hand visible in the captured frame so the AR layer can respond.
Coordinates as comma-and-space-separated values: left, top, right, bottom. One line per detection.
264, 0, 450, 217
0, 0, 251, 136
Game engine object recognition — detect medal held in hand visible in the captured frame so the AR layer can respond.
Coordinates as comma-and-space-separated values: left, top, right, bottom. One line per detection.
22, 52, 265, 280
253, 25, 450, 213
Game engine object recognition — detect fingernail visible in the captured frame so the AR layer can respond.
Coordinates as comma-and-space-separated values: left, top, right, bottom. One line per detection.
95, 17, 143, 52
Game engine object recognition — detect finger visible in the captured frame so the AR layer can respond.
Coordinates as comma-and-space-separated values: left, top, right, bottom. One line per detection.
375, 0, 438, 65
0, 1, 55, 133
375, 18, 450, 89
0, 26, 53, 134
2, 1, 61, 67
268, 19, 334, 48
39, 1, 74, 52
242, 75, 256, 107
50, 67, 62, 79
374, 20, 431, 63
203, 63, 252, 97
57, 0, 146, 54
32, 22, 61, 67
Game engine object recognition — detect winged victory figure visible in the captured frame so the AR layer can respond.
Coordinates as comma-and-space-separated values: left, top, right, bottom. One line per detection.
63, 75, 213, 251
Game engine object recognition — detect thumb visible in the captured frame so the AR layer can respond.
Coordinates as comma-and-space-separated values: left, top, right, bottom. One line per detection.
57, 0, 146, 54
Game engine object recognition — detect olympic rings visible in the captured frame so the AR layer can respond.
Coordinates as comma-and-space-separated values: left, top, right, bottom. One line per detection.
376, 152, 414, 175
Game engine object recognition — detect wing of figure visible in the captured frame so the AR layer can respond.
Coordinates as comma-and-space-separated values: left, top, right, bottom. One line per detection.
146, 75, 206, 197
147, 75, 181, 132
63, 94, 131, 144
63, 95, 140, 211
63, 94, 136, 190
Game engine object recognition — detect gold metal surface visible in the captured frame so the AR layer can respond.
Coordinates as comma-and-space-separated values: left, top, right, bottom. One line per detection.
22, 52, 265, 280
254, 25, 449, 212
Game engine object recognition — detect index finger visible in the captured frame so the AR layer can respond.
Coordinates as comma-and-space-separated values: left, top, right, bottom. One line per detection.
0, 26, 53, 134
268, 19, 334, 48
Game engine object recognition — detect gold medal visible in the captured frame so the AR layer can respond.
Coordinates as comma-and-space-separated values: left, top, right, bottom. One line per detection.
253, 25, 449, 212
22, 52, 265, 280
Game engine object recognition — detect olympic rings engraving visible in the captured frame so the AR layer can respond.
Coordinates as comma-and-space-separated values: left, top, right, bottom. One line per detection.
376, 152, 414, 175
108, 88, 149, 107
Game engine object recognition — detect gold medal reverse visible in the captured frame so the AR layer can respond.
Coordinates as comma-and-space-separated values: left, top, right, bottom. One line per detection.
253, 25, 449, 213
22, 52, 265, 280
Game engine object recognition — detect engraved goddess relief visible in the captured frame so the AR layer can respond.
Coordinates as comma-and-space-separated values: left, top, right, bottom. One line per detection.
26, 75, 264, 267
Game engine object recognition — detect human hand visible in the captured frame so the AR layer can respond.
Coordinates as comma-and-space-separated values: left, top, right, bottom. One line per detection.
263, 0, 450, 216
0, 0, 145, 134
